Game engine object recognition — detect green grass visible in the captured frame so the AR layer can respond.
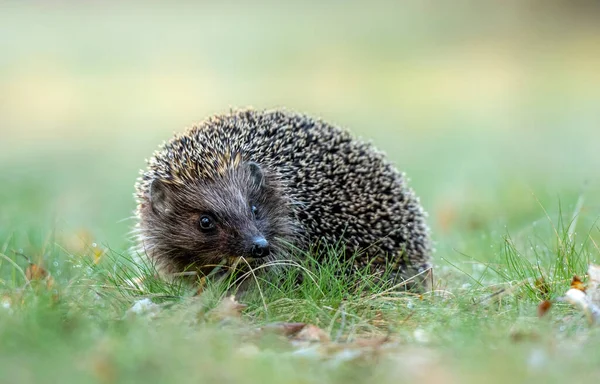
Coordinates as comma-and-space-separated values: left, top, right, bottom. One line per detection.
2, 196, 600, 383
3, 1, 600, 383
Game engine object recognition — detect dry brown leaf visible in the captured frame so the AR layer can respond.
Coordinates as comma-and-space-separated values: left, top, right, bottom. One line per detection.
25, 263, 48, 280
562, 289, 599, 324
537, 300, 552, 317
259, 322, 307, 337
344, 336, 390, 349
25, 263, 55, 290
208, 295, 247, 321
571, 275, 586, 292
293, 324, 330, 343
562, 266, 600, 324
292, 336, 394, 364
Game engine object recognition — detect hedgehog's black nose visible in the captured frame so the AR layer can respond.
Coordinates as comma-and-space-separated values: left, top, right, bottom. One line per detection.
251, 237, 270, 258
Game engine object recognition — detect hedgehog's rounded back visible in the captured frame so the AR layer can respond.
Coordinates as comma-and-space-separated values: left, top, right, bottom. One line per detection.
135, 109, 431, 285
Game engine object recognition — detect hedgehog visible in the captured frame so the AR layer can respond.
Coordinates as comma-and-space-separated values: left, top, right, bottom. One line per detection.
134, 109, 432, 290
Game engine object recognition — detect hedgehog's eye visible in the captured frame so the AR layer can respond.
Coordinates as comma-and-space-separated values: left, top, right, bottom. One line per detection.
251, 205, 258, 218
198, 215, 215, 231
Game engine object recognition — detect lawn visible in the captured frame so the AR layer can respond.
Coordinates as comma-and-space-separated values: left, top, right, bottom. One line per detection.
2, 2, 600, 383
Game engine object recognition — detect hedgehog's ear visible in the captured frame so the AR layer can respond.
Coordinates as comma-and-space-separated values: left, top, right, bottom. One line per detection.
246, 162, 265, 188
149, 179, 170, 215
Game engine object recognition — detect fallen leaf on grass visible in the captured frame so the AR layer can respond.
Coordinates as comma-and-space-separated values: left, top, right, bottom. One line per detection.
257, 322, 307, 337
25, 263, 48, 280
25, 263, 55, 290
570, 275, 586, 292
292, 335, 394, 365
15, 251, 55, 290
350, 336, 390, 348
196, 296, 397, 365
562, 288, 600, 324
200, 296, 399, 366
207, 295, 247, 322
292, 324, 331, 343
253, 322, 390, 362
537, 300, 552, 318
323, 336, 390, 353
560, 265, 600, 324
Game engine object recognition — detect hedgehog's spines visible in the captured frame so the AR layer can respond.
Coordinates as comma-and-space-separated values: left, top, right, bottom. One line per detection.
134, 109, 432, 287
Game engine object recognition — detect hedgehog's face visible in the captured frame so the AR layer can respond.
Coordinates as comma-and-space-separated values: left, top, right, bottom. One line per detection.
140, 162, 293, 274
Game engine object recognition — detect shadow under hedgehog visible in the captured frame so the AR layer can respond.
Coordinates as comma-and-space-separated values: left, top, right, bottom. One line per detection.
134, 109, 432, 291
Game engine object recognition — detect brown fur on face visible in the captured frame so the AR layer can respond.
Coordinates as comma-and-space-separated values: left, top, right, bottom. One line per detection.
137, 161, 295, 276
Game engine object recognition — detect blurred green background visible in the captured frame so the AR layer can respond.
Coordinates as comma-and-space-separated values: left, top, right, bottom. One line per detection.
1, 0, 599, 259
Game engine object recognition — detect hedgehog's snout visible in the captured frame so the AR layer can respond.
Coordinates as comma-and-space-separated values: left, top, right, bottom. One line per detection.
250, 236, 270, 258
